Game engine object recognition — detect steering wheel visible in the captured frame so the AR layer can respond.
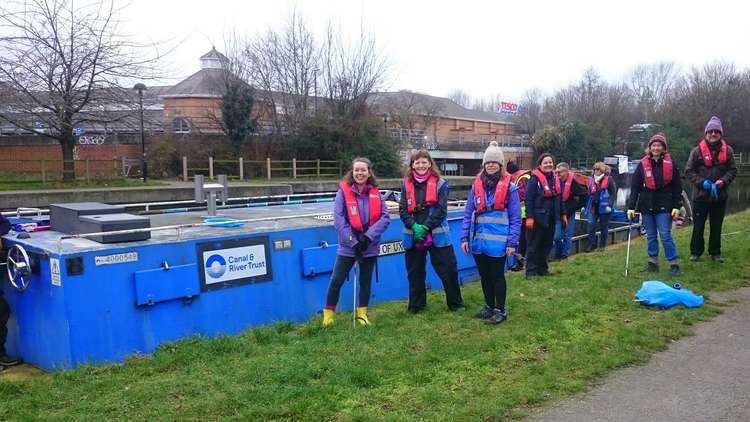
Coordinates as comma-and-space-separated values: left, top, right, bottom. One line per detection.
6, 244, 32, 292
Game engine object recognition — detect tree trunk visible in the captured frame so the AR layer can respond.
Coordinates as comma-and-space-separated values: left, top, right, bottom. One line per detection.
60, 133, 76, 182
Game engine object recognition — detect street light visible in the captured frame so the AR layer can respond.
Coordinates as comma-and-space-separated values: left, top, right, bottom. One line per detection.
133, 83, 148, 182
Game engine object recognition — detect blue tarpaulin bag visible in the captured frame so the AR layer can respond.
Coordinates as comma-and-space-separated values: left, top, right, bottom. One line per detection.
635, 280, 704, 308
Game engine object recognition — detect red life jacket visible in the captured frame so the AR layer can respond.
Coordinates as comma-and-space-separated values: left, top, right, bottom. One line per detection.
561, 173, 574, 202
641, 154, 673, 190
473, 172, 512, 213
589, 175, 609, 194
404, 173, 438, 213
340, 182, 381, 233
698, 139, 728, 167
532, 168, 560, 198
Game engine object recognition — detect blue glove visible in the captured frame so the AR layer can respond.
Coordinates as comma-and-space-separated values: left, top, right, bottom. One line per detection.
710, 183, 719, 200
702, 180, 712, 190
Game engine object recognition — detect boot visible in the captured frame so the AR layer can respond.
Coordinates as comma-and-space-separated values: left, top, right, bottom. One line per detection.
670, 264, 682, 276
355, 307, 370, 326
322, 309, 335, 328
640, 261, 659, 273
485, 308, 507, 325
473, 305, 493, 320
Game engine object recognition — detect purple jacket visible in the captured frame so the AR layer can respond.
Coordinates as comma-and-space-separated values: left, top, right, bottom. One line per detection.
334, 184, 391, 258
460, 183, 522, 248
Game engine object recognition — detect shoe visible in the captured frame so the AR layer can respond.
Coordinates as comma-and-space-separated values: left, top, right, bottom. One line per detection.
711, 255, 724, 263
640, 262, 659, 273
355, 307, 370, 326
408, 307, 424, 314
0, 355, 20, 366
525, 273, 539, 279
689, 255, 700, 262
473, 305, 494, 320
598, 247, 605, 253
322, 309, 335, 328
485, 308, 507, 325
450, 305, 467, 312
559, 256, 569, 260
584, 246, 595, 253
670, 264, 682, 276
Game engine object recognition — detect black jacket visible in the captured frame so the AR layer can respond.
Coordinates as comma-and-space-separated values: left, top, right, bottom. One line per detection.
627, 156, 683, 214
684, 140, 738, 203
399, 176, 449, 230
562, 177, 589, 215
525, 171, 561, 227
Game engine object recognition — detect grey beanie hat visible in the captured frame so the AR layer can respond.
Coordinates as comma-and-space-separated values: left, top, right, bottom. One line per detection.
482, 141, 505, 166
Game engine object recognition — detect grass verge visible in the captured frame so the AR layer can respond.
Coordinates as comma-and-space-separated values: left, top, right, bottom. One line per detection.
1, 211, 749, 420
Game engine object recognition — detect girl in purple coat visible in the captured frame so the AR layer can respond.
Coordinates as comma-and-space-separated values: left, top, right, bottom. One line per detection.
323, 157, 390, 327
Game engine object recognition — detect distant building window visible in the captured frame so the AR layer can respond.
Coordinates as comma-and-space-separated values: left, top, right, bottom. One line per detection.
172, 118, 191, 133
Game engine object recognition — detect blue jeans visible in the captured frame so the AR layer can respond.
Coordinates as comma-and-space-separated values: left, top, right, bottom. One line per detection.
642, 212, 678, 263
587, 210, 611, 249
553, 216, 575, 258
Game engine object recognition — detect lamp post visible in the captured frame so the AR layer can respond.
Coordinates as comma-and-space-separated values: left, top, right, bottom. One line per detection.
133, 83, 148, 182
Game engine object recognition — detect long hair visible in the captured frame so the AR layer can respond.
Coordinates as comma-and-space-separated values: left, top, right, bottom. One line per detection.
342, 157, 378, 187
405, 149, 442, 179
592, 161, 611, 175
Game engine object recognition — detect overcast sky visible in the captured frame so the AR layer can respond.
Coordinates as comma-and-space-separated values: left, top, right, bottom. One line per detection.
123, 0, 750, 102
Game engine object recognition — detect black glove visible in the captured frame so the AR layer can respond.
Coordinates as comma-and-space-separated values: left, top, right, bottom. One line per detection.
356, 236, 371, 254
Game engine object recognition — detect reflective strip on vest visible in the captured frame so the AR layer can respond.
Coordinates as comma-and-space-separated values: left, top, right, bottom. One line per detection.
476, 215, 509, 225
474, 233, 508, 242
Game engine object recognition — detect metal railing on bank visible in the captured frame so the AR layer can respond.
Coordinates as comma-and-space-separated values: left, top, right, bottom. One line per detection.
181, 157, 342, 181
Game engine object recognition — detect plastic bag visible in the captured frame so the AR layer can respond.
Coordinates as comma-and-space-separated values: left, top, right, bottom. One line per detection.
635, 280, 704, 308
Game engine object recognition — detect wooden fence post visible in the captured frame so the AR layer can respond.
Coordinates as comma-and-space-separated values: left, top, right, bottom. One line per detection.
267, 157, 272, 180
239, 157, 244, 180
292, 158, 297, 179
182, 156, 188, 181
316, 159, 321, 178
209, 156, 214, 180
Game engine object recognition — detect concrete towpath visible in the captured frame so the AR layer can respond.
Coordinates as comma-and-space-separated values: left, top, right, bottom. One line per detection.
528, 286, 750, 422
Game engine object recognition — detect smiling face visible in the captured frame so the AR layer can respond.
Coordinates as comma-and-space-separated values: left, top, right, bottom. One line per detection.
352, 161, 370, 185
649, 141, 665, 157
556, 167, 569, 180
412, 157, 431, 175
484, 161, 501, 175
540, 156, 554, 173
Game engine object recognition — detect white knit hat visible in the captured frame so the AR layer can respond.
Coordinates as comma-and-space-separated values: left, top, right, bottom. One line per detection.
482, 141, 505, 166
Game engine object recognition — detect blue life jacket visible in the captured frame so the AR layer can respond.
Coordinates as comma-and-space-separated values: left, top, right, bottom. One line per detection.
470, 184, 516, 257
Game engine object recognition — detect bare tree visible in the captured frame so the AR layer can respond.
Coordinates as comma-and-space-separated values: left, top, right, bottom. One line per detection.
627, 62, 679, 121
516, 88, 544, 135
471, 93, 504, 113
446, 89, 472, 108
374, 90, 443, 145
0, 0, 163, 181
242, 11, 319, 141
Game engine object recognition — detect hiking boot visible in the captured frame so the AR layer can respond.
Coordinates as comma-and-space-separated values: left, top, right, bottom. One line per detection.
711, 255, 724, 263
0, 355, 20, 367
473, 305, 494, 320
670, 264, 682, 277
322, 309, 335, 328
485, 308, 507, 325
689, 255, 700, 262
641, 262, 659, 273
355, 307, 370, 326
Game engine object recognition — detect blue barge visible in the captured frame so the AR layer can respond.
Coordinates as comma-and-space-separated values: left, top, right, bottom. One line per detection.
2, 203, 479, 371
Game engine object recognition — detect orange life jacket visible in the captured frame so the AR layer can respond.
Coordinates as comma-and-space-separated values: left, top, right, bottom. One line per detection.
473, 172, 512, 213
340, 182, 381, 232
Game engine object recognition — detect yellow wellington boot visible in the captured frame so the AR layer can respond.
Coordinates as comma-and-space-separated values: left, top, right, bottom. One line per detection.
322, 309, 335, 328
355, 307, 370, 326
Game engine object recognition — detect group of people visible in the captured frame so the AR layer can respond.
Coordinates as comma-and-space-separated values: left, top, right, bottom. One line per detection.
321, 115, 738, 327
